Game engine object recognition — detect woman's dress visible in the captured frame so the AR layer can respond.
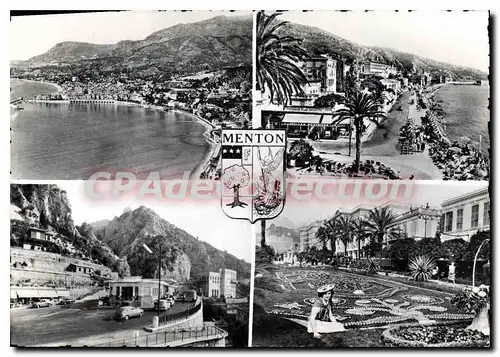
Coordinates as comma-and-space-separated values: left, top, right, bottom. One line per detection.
307, 299, 346, 333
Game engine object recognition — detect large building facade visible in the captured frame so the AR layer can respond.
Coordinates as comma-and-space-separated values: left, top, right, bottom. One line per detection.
199, 269, 237, 298
300, 201, 441, 259
440, 187, 490, 242
108, 276, 177, 309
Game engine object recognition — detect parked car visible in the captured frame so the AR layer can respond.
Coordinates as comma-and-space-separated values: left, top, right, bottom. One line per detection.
114, 306, 144, 321
154, 299, 171, 311
32, 299, 53, 308
164, 297, 175, 306
58, 298, 75, 305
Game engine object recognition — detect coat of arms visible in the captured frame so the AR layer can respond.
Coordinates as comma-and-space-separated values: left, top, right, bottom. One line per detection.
220, 129, 286, 223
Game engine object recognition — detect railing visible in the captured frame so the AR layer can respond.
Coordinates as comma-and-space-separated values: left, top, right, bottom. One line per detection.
92, 326, 227, 347
158, 298, 201, 326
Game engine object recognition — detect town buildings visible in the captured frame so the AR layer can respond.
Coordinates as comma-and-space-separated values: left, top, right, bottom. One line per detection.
298, 201, 441, 258
359, 61, 398, 78
199, 269, 237, 298
440, 187, 490, 242
298, 219, 326, 251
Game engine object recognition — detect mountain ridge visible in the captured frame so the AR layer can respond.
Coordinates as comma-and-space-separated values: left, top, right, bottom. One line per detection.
11, 15, 252, 74
279, 21, 488, 79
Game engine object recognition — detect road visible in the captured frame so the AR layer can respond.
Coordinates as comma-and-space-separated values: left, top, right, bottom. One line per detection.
10, 302, 193, 347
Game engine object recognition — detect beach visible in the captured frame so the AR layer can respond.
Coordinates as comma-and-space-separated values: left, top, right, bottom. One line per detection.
169, 109, 222, 180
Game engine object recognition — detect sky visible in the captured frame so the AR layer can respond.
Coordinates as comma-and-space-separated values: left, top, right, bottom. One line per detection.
279, 10, 490, 73
9, 10, 251, 61
258, 181, 489, 231
53, 181, 253, 263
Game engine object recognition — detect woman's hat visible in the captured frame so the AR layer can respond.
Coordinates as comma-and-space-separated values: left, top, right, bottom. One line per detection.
317, 284, 335, 293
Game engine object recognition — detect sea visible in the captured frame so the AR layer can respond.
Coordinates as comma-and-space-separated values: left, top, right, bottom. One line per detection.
10, 79, 210, 180
434, 83, 490, 156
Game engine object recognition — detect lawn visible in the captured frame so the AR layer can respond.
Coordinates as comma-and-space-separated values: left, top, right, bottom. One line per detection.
252, 265, 473, 347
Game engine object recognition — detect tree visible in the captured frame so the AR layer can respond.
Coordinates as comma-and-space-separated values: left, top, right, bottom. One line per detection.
384, 238, 416, 260
313, 93, 345, 108
463, 230, 490, 261
351, 217, 370, 259
365, 206, 402, 257
222, 165, 250, 208
436, 238, 468, 260
321, 211, 342, 260
333, 91, 386, 173
256, 11, 308, 106
412, 237, 442, 259
127, 236, 180, 279
288, 139, 313, 166
360, 77, 387, 104
336, 214, 353, 257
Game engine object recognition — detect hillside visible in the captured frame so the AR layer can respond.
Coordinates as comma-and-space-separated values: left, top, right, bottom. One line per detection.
90, 206, 251, 281
10, 185, 251, 282
10, 184, 129, 277
12, 15, 252, 75
259, 223, 299, 253
279, 22, 488, 80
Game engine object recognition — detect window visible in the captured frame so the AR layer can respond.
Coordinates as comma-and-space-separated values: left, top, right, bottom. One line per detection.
483, 202, 490, 226
471, 204, 479, 229
445, 212, 453, 232
456, 209, 463, 231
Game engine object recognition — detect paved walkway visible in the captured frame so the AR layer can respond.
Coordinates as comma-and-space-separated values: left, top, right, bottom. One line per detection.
300, 91, 443, 179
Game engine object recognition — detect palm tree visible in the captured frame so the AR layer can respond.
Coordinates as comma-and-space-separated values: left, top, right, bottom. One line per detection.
321, 211, 342, 260
256, 11, 308, 106
365, 206, 402, 257
336, 214, 353, 257
334, 91, 387, 173
351, 217, 370, 259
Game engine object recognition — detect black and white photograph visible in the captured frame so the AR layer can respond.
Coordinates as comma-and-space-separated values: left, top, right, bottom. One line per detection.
252, 181, 490, 347
10, 182, 251, 347
10, 11, 252, 180
255, 11, 490, 180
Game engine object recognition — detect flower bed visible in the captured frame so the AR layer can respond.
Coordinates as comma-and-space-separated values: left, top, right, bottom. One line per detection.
382, 321, 489, 347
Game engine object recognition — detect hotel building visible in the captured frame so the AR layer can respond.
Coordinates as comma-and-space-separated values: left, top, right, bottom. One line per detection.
440, 187, 490, 242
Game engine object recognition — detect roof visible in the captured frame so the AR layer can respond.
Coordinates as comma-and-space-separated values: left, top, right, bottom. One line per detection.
442, 187, 489, 207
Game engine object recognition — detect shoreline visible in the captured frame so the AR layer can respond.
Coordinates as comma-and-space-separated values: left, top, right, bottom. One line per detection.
11, 77, 63, 94
169, 109, 221, 180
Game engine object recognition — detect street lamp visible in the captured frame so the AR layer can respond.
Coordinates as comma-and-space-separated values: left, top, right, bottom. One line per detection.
418, 203, 434, 239
143, 243, 161, 318
472, 238, 490, 287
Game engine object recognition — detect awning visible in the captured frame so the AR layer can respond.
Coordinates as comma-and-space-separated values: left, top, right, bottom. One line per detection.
16, 289, 39, 298
38, 289, 58, 298
281, 113, 322, 125
56, 290, 70, 297
10, 290, 17, 299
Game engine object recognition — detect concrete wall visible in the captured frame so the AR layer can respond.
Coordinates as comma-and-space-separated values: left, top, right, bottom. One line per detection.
10, 247, 112, 286
10, 268, 93, 286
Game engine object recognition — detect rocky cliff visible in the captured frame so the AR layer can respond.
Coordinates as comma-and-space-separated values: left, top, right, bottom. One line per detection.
91, 206, 251, 280
10, 184, 75, 237
10, 184, 129, 277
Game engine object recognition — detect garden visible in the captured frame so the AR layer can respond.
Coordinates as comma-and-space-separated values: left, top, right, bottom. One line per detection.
252, 264, 490, 348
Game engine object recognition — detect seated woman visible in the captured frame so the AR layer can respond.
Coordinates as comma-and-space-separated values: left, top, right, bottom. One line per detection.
308, 284, 345, 339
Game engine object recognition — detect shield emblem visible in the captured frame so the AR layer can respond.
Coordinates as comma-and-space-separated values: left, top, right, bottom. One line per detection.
220, 129, 287, 223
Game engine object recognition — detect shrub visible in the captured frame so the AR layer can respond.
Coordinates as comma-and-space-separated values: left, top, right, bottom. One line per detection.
451, 285, 490, 314
408, 255, 435, 282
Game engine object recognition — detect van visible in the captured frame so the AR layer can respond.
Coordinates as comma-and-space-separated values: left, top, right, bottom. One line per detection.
183, 290, 197, 303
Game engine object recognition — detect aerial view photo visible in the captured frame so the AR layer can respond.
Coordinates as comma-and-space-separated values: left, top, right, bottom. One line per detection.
253, 181, 490, 347
255, 11, 490, 181
10, 11, 252, 180
10, 182, 251, 347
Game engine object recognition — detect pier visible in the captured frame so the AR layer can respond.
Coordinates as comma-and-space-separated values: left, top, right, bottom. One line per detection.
448, 80, 483, 86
